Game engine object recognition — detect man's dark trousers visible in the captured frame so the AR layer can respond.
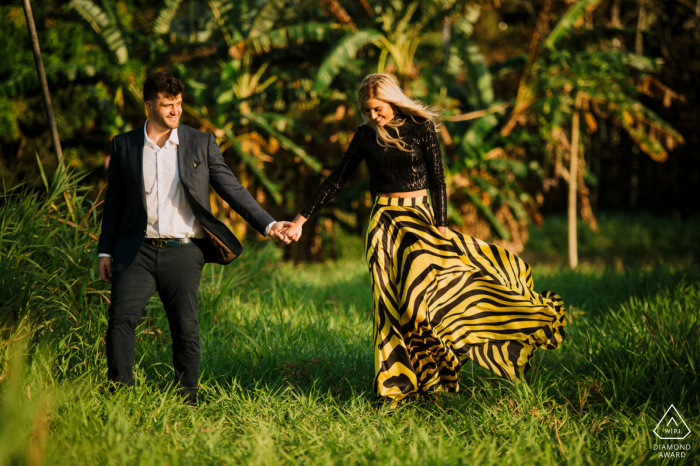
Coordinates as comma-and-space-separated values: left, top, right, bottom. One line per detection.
106, 241, 204, 404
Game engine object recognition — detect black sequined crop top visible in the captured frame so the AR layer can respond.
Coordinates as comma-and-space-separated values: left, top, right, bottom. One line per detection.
299, 115, 447, 226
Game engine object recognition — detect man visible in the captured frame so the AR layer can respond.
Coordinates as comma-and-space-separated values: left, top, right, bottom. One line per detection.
97, 71, 290, 404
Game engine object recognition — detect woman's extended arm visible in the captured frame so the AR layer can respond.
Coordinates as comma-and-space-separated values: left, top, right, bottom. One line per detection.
286, 127, 367, 241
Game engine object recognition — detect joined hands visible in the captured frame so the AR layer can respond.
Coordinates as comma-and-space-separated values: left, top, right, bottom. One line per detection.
274, 215, 306, 243
267, 221, 294, 244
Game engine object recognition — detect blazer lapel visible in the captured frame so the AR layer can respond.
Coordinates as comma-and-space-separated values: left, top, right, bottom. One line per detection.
127, 128, 147, 211
177, 125, 196, 191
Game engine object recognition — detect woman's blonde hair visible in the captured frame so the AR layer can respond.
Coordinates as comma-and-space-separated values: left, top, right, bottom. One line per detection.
358, 73, 440, 151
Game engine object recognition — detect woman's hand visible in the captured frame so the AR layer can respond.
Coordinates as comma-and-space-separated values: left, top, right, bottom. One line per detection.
284, 214, 307, 242
438, 226, 447, 237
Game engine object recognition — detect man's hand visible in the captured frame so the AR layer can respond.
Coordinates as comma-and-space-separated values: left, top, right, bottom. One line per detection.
99, 256, 113, 284
268, 221, 294, 244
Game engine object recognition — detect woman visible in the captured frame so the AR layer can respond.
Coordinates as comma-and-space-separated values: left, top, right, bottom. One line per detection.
283, 74, 566, 403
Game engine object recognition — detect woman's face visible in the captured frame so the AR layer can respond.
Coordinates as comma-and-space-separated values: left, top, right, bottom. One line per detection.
361, 98, 396, 126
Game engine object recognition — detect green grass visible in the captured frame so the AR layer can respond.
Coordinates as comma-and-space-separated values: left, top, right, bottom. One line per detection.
2, 175, 699, 465
522, 213, 700, 269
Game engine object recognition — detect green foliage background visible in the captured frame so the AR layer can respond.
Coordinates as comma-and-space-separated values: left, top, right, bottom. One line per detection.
1, 0, 698, 260
1, 2, 699, 464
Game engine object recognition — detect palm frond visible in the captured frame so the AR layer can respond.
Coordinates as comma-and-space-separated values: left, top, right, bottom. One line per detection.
462, 187, 510, 240
395, 1, 420, 37
312, 29, 383, 92
224, 128, 282, 204
230, 23, 348, 59
248, 0, 289, 39
248, 115, 323, 172
463, 39, 494, 108
458, 115, 499, 161
544, 0, 601, 50
154, 0, 183, 35
207, 0, 244, 45
417, 0, 459, 29
614, 104, 684, 162
0, 64, 103, 98
69, 0, 128, 64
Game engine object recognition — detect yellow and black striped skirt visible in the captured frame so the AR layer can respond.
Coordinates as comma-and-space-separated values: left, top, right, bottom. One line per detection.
366, 196, 566, 402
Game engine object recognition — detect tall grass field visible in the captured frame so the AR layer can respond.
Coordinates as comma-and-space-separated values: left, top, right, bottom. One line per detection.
1, 173, 698, 465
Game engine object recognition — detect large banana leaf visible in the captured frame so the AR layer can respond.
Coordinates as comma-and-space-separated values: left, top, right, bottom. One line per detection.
153, 0, 183, 35
230, 23, 348, 59
544, 0, 602, 50
417, 0, 459, 30
0, 64, 102, 98
458, 114, 499, 161
223, 128, 282, 204
463, 39, 493, 108
248, 0, 288, 39
248, 115, 323, 172
69, 0, 128, 64
312, 29, 383, 92
462, 188, 510, 240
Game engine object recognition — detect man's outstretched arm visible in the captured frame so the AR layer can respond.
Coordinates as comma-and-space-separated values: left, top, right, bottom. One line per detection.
206, 133, 277, 235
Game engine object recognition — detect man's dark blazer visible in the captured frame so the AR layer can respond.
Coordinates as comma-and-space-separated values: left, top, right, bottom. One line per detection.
97, 124, 275, 272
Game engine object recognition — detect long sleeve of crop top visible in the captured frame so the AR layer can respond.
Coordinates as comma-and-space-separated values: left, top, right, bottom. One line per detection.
421, 123, 447, 227
299, 128, 365, 219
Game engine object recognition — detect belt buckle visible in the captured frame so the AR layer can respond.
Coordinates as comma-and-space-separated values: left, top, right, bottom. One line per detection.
154, 238, 168, 248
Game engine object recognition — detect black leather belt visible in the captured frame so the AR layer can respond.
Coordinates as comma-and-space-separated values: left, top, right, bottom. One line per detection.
144, 238, 192, 248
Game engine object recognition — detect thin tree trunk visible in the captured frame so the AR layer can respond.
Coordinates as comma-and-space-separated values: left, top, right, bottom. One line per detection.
22, 0, 64, 170
636, 0, 647, 55
611, 0, 621, 27
568, 93, 582, 270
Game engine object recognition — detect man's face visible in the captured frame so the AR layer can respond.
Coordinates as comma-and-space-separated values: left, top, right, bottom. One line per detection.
146, 93, 182, 130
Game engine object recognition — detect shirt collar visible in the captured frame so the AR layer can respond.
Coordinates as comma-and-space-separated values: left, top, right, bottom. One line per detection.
143, 119, 179, 147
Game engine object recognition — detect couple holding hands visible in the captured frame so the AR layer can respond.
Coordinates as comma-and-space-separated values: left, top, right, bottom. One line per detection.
98, 72, 566, 405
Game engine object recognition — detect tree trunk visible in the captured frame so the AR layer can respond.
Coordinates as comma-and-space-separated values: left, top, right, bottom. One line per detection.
636, 0, 647, 55
282, 169, 324, 263
611, 0, 621, 27
22, 0, 64, 169
568, 94, 582, 270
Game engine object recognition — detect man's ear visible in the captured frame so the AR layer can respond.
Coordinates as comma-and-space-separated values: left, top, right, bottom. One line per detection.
144, 100, 152, 117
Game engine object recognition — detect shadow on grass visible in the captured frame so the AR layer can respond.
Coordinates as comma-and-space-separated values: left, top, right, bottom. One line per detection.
131, 249, 376, 404
129, 246, 699, 414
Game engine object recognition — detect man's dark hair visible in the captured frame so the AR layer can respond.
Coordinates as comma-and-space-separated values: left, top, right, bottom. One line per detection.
143, 72, 184, 102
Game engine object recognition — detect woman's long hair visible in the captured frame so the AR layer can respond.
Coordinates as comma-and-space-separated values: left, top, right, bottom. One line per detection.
358, 73, 440, 151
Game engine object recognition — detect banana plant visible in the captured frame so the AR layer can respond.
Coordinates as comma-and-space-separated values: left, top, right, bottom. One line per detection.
67, 0, 324, 207
69, 0, 128, 65
176, 0, 326, 206
423, 4, 536, 246
312, 0, 468, 92
499, 0, 683, 267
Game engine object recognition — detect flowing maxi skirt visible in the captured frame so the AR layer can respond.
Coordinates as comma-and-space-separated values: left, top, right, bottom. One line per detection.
365, 196, 567, 401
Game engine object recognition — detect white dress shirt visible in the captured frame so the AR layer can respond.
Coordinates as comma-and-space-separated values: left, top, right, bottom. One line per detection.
100, 122, 275, 258
142, 123, 203, 239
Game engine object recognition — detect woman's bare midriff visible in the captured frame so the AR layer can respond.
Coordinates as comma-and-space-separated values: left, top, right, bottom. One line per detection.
376, 189, 428, 198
